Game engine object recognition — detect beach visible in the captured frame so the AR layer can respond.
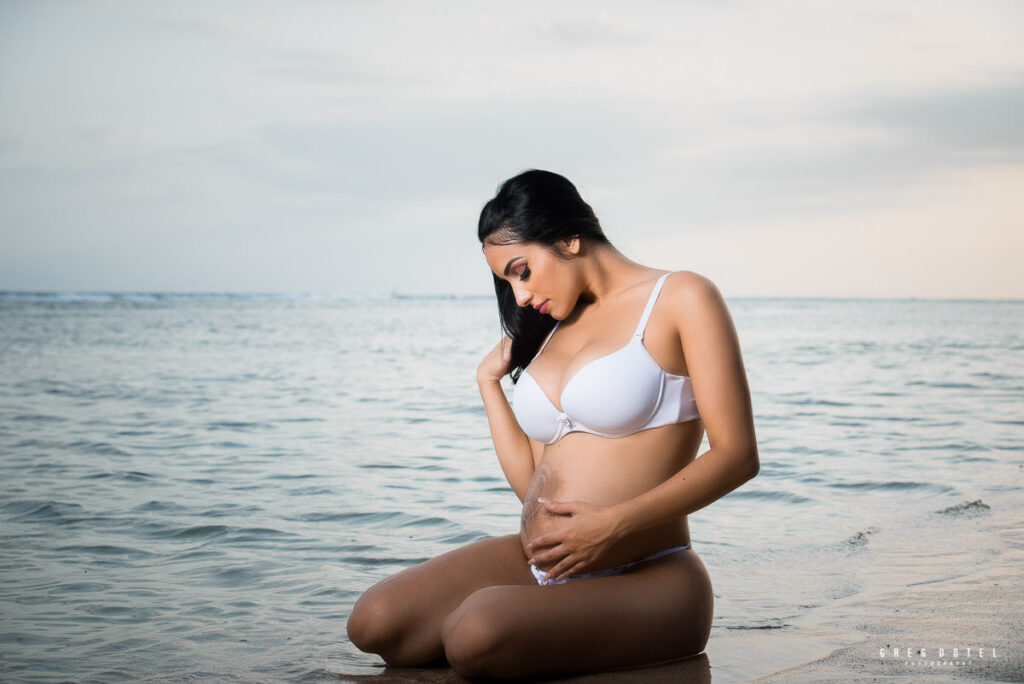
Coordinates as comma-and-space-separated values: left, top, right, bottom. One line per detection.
752, 509, 1024, 683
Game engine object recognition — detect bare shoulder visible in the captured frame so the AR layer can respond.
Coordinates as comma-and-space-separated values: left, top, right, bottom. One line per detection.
660, 270, 725, 314
659, 268, 741, 358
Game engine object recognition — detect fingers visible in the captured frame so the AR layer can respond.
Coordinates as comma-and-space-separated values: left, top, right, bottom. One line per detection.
526, 535, 559, 551
526, 544, 565, 567
540, 499, 574, 515
543, 556, 585, 582
549, 559, 587, 582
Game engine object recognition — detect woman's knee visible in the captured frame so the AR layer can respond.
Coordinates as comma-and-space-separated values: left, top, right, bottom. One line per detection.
442, 587, 510, 677
347, 586, 409, 655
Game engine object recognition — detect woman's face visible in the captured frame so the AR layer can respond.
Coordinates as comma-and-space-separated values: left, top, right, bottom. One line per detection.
483, 238, 580, 319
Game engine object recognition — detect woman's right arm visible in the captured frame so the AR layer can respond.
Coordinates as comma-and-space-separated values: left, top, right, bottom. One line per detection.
477, 379, 536, 503
477, 334, 537, 503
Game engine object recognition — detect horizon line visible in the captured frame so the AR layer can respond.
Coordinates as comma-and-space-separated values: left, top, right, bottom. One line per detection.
0, 290, 1021, 303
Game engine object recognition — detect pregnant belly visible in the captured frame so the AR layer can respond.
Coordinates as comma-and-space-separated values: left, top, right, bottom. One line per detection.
518, 441, 693, 574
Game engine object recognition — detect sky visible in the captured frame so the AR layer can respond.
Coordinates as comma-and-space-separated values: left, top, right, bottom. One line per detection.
1, 0, 1022, 298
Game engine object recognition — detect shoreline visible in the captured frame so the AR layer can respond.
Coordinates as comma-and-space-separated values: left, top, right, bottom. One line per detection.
753, 512, 1024, 682
755, 561, 1023, 682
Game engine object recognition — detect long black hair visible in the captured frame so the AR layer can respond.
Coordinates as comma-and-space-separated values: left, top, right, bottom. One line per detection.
478, 169, 611, 384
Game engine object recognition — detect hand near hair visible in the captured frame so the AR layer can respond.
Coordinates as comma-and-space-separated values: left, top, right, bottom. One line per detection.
525, 499, 623, 582
477, 334, 514, 384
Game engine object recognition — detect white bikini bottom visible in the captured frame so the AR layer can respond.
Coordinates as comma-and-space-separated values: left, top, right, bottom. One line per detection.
529, 542, 692, 586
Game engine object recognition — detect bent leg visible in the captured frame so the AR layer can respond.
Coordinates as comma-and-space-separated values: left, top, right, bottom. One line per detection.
442, 548, 714, 680
346, 533, 535, 666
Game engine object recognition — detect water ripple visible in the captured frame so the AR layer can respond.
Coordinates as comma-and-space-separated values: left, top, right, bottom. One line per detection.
2, 293, 1021, 682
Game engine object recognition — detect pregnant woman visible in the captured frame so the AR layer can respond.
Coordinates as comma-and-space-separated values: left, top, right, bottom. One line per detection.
347, 169, 759, 679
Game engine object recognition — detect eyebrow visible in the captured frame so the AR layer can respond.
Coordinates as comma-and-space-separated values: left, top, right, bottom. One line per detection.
503, 256, 524, 276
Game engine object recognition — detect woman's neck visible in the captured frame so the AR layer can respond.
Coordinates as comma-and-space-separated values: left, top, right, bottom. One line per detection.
575, 243, 653, 310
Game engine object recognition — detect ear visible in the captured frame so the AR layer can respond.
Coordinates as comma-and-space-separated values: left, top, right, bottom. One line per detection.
564, 235, 581, 255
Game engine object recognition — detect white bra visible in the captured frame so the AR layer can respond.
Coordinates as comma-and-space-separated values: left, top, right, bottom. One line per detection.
511, 271, 700, 445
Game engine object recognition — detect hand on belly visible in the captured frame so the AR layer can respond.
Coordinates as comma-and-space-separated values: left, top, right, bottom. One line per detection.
520, 496, 627, 578
519, 503, 565, 572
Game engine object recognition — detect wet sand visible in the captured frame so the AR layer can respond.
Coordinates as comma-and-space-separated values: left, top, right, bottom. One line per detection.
754, 539, 1024, 681
336, 653, 711, 683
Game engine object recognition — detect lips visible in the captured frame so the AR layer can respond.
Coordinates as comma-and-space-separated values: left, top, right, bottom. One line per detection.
538, 300, 550, 314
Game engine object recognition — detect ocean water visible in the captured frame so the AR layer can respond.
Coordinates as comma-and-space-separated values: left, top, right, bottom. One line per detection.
1, 293, 1021, 682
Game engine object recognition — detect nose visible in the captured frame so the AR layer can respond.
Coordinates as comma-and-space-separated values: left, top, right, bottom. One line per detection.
512, 285, 532, 308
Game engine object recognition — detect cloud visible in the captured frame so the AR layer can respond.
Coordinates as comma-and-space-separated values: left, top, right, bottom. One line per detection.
263, 48, 421, 89
529, 14, 652, 45
251, 96, 671, 203
632, 163, 1024, 299
840, 80, 1024, 156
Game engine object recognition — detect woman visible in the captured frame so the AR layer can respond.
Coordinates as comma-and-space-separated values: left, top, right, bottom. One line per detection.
347, 169, 759, 679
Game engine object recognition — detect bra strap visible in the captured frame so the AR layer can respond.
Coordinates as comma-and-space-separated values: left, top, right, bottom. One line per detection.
633, 272, 672, 338
536, 320, 560, 355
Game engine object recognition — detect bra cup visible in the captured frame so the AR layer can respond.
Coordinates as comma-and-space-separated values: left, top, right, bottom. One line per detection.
511, 372, 559, 444
560, 346, 662, 435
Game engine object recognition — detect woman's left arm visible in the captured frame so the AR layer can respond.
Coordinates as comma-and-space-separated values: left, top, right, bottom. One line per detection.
526, 272, 759, 575
610, 271, 760, 538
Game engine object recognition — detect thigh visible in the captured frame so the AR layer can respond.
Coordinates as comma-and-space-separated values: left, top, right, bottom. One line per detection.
442, 548, 714, 679
347, 533, 535, 665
